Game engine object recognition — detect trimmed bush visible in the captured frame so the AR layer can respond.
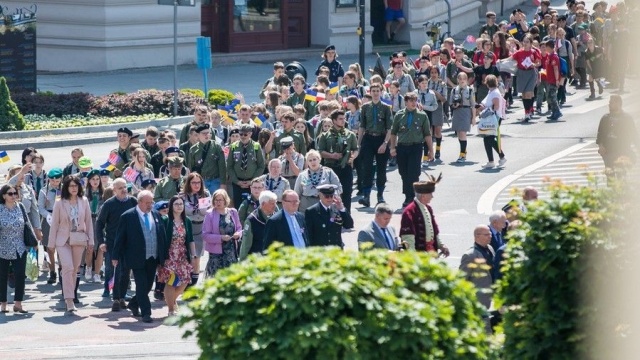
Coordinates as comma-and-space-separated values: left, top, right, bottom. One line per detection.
180, 88, 206, 98
179, 245, 494, 359
207, 88, 235, 107
12, 91, 94, 117
495, 179, 634, 359
24, 114, 167, 130
0, 77, 25, 131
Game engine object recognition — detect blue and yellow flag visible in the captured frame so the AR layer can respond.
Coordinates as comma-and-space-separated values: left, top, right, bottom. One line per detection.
0, 151, 10, 163
329, 82, 339, 95
507, 24, 518, 35
305, 89, 326, 102
253, 113, 267, 127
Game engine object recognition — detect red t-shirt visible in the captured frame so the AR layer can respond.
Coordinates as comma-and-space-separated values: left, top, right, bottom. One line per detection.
512, 49, 541, 70
539, 53, 548, 82
544, 52, 560, 84
387, 0, 402, 9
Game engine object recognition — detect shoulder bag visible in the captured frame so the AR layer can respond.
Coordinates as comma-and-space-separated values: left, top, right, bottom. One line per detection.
19, 203, 38, 247
65, 201, 89, 247
477, 107, 499, 136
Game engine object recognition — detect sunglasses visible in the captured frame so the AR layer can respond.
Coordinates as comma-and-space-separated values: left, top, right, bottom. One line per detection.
239, 133, 251, 137
5, 192, 18, 196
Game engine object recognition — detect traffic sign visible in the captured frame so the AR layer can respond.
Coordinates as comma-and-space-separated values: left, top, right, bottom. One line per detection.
158, 0, 195, 6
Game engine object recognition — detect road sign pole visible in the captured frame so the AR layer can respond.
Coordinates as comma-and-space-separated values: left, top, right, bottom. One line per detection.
173, 0, 178, 117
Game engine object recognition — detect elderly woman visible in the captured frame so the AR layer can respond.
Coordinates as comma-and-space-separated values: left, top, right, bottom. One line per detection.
202, 189, 241, 278
0, 184, 34, 313
294, 150, 342, 213
7, 164, 42, 240
48, 175, 94, 315
261, 159, 290, 203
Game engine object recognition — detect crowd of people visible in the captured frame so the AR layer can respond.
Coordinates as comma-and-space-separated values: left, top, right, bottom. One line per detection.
0, 0, 634, 325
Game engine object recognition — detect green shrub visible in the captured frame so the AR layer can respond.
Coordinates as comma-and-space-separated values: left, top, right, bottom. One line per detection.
207, 88, 235, 107
0, 77, 26, 131
23, 114, 167, 130
495, 179, 632, 359
179, 245, 494, 360
180, 88, 205, 98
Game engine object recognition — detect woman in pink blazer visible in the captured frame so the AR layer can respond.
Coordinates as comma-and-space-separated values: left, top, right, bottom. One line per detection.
48, 176, 94, 314
202, 189, 242, 278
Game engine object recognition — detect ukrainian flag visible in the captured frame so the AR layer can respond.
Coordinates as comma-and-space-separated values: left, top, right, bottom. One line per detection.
507, 24, 518, 35
329, 82, 339, 95
253, 113, 267, 127
167, 272, 181, 287
0, 151, 10, 163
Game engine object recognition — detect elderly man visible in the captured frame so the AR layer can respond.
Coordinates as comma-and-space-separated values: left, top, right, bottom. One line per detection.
113, 190, 168, 323
305, 184, 353, 248
460, 225, 495, 315
239, 190, 278, 260
262, 190, 307, 250
399, 174, 450, 256
357, 203, 399, 251
488, 210, 508, 251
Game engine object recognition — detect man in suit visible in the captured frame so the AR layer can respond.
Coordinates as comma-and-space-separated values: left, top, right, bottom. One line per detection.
460, 225, 495, 323
112, 190, 168, 323
305, 184, 353, 248
357, 203, 399, 251
262, 190, 307, 251
488, 210, 508, 251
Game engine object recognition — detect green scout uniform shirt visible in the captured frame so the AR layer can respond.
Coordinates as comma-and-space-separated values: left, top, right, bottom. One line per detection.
317, 128, 358, 168
275, 129, 307, 156
154, 175, 185, 202
391, 109, 431, 144
285, 92, 316, 120
111, 146, 131, 172
226, 140, 265, 184
360, 101, 393, 134
187, 140, 227, 181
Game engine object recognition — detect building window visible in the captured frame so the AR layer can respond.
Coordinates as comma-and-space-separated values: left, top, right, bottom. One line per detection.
233, 0, 281, 33
335, 0, 357, 8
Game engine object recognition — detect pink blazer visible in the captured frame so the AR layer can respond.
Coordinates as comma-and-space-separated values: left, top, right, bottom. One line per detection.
202, 208, 242, 254
49, 197, 95, 247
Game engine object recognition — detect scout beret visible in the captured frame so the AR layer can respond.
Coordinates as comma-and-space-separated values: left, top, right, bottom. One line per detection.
280, 136, 294, 149
154, 201, 169, 211
577, 23, 589, 30
229, 127, 240, 136
87, 169, 101, 179
131, 133, 141, 139
317, 184, 337, 195
100, 169, 111, 176
117, 127, 133, 137
324, 45, 336, 52
167, 156, 184, 167
78, 156, 94, 169
239, 124, 254, 133
47, 168, 63, 179
413, 173, 442, 194
165, 146, 180, 155
194, 123, 211, 133
141, 179, 157, 188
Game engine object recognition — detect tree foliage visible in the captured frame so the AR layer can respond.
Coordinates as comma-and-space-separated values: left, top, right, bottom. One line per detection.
179, 245, 496, 360
0, 77, 25, 131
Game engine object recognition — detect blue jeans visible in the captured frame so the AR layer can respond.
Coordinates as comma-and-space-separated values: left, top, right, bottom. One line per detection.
204, 178, 221, 195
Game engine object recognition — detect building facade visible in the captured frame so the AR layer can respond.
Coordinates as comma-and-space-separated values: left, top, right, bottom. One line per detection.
3, 0, 524, 72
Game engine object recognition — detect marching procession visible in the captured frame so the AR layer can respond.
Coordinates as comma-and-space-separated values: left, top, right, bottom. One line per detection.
0, 0, 635, 329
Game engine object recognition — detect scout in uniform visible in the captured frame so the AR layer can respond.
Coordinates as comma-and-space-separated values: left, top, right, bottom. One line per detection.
357, 83, 393, 207
278, 137, 305, 189
110, 127, 133, 178
294, 150, 342, 213
153, 156, 186, 202
389, 92, 433, 207
261, 159, 290, 203
449, 72, 475, 163
272, 112, 307, 156
227, 124, 266, 208
317, 109, 358, 213
38, 167, 63, 285
314, 45, 345, 84
158, 146, 187, 178
285, 74, 316, 120
187, 123, 227, 195
179, 105, 209, 145
237, 177, 265, 225
400, 174, 450, 257
304, 184, 353, 248
427, 66, 448, 160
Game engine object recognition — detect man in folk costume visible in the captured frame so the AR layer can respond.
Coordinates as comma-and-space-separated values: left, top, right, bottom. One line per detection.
399, 174, 450, 257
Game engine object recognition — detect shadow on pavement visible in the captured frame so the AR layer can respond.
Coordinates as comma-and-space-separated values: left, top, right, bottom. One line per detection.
0, 312, 35, 323
43, 313, 90, 324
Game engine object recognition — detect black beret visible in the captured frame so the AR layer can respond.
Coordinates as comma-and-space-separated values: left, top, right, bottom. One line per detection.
324, 45, 336, 52
117, 127, 133, 137
194, 123, 211, 133
141, 179, 157, 188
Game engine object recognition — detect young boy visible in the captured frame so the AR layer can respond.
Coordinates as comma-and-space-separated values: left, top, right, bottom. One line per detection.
543, 40, 562, 120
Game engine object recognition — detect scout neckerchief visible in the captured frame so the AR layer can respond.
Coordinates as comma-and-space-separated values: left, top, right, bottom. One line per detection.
265, 175, 282, 192
187, 193, 200, 216
90, 189, 101, 214
243, 193, 259, 211
308, 168, 322, 189
240, 143, 249, 171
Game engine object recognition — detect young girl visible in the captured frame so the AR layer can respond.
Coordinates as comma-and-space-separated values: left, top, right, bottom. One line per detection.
584, 37, 605, 100
416, 75, 439, 165
348, 63, 370, 87
427, 66, 448, 160
449, 72, 476, 163
38, 168, 63, 285
510, 35, 541, 121
294, 118, 314, 151
83, 169, 104, 283
123, 148, 154, 194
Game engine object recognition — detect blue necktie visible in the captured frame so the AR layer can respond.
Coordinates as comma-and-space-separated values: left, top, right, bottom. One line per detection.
407, 112, 413, 127
144, 213, 151, 231
382, 228, 394, 250
291, 215, 305, 249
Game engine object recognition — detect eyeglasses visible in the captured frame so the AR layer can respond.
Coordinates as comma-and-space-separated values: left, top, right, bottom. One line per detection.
5, 192, 18, 196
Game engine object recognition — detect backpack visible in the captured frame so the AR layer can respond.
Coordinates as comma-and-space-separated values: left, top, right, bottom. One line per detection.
559, 57, 568, 77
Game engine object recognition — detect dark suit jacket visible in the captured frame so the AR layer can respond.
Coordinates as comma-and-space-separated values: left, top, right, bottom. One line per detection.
262, 209, 307, 251
489, 225, 505, 253
113, 208, 168, 269
304, 203, 353, 248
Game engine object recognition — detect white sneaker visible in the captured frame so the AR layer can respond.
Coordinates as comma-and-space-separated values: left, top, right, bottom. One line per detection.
92, 274, 101, 283
498, 157, 507, 167
482, 161, 495, 169
84, 267, 92, 281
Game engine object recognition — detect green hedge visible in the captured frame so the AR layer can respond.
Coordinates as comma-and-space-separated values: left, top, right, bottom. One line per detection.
23, 114, 167, 130
179, 245, 495, 359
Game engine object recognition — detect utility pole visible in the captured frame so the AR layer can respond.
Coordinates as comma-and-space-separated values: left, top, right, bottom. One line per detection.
358, 0, 365, 73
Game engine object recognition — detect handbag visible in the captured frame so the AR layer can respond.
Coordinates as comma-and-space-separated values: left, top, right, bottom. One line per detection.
69, 231, 89, 246
18, 203, 38, 247
497, 58, 517, 76
477, 108, 499, 137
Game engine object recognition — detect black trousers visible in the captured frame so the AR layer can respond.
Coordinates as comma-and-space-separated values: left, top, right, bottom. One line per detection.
232, 182, 251, 209
360, 134, 389, 194
129, 257, 159, 317
0, 251, 27, 302
396, 143, 423, 201
111, 252, 131, 301
328, 164, 354, 214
